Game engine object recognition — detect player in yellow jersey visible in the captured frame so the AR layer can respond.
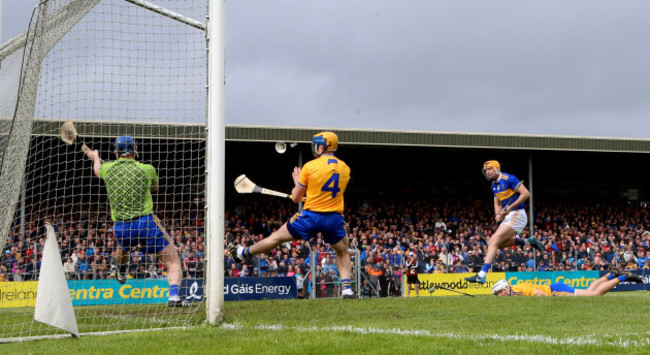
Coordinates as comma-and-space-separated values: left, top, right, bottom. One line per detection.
229, 132, 356, 298
492, 271, 643, 296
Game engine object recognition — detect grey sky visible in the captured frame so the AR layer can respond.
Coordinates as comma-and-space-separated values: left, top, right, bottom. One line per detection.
3, 1, 650, 138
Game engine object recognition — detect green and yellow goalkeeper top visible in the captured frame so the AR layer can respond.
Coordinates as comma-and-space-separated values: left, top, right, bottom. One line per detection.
98, 158, 158, 222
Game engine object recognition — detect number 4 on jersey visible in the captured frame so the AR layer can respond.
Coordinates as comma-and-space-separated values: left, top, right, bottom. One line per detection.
322, 173, 341, 197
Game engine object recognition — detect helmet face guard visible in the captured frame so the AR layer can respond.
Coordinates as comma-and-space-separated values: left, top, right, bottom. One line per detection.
482, 160, 501, 181
311, 136, 327, 157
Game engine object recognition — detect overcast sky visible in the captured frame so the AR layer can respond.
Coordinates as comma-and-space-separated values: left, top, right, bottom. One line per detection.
3, 0, 650, 138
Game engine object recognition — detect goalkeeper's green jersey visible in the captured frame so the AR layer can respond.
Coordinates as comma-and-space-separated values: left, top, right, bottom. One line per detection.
98, 158, 158, 222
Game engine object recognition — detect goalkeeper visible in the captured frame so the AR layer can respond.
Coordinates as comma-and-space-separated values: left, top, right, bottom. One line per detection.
85, 136, 188, 307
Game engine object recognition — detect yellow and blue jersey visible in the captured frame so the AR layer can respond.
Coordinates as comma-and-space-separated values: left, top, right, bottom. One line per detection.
491, 172, 524, 210
511, 282, 575, 296
298, 154, 350, 213
511, 283, 550, 296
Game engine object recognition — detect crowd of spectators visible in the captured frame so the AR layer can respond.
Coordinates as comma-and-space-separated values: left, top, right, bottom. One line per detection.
225, 197, 650, 297
2, 197, 649, 299
0, 203, 205, 283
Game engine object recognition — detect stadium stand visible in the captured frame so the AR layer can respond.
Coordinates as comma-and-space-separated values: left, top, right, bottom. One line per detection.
3, 195, 647, 299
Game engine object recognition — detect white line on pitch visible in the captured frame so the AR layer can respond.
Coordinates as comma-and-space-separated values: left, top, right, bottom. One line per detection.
221, 323, 650, 348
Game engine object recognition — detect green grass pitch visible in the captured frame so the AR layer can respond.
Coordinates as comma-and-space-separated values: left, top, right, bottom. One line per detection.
3, 292, 650, 354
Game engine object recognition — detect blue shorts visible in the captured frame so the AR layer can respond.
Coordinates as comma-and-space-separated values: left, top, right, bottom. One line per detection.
550, 283, 575, 296
113, 214, 171, 254
286, 210, 346, 245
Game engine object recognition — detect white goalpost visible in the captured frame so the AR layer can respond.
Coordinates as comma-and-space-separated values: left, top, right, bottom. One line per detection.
0, 0, 224, 341
205, 0, 226, 325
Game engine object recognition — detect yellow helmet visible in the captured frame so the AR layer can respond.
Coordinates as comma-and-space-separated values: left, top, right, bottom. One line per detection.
482, 160, 501, 181
312, 131, 338, 156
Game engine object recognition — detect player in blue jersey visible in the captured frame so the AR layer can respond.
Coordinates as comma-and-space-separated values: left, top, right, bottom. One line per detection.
466, 160, 544, 284
229, 132, 356, 298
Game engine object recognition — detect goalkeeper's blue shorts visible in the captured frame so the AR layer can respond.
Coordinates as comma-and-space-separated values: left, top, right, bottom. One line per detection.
113, 214, 171, 254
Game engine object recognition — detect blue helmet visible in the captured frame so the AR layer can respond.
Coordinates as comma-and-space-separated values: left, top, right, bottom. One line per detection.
114, 135, 136, 156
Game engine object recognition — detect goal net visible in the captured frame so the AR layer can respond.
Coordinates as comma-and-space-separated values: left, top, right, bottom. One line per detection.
0, 0, 207, 341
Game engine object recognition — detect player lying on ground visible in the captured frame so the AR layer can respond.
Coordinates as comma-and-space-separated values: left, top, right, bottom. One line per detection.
86, 136, 189, 307
492, 270, 643, 296
229, 132, 357, 298
466, 160, 544, 284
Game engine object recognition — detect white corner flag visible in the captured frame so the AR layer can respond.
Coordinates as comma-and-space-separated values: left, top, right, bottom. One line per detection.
34, 224, 79, 337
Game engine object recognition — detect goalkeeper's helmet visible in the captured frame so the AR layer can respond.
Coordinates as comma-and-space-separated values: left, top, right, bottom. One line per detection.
311, 132, 338, 157
114, 136, 137, 157
492, 279, 510, 295
482, 160, 501, 181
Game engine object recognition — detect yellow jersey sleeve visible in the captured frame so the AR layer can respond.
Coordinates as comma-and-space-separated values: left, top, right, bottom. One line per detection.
511, 283, 551, 296
298, 155, 350, 213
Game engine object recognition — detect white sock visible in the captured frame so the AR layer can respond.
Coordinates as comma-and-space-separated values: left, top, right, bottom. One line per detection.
169, 295, 180, 301
342, 289, 354, 295
237, 246, 244, 258
478, 270, 487, 278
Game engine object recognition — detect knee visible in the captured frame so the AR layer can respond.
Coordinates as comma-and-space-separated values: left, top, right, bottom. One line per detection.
162, 248, 181, 264
336, 248, 350, 258
269, 228, 292, 244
